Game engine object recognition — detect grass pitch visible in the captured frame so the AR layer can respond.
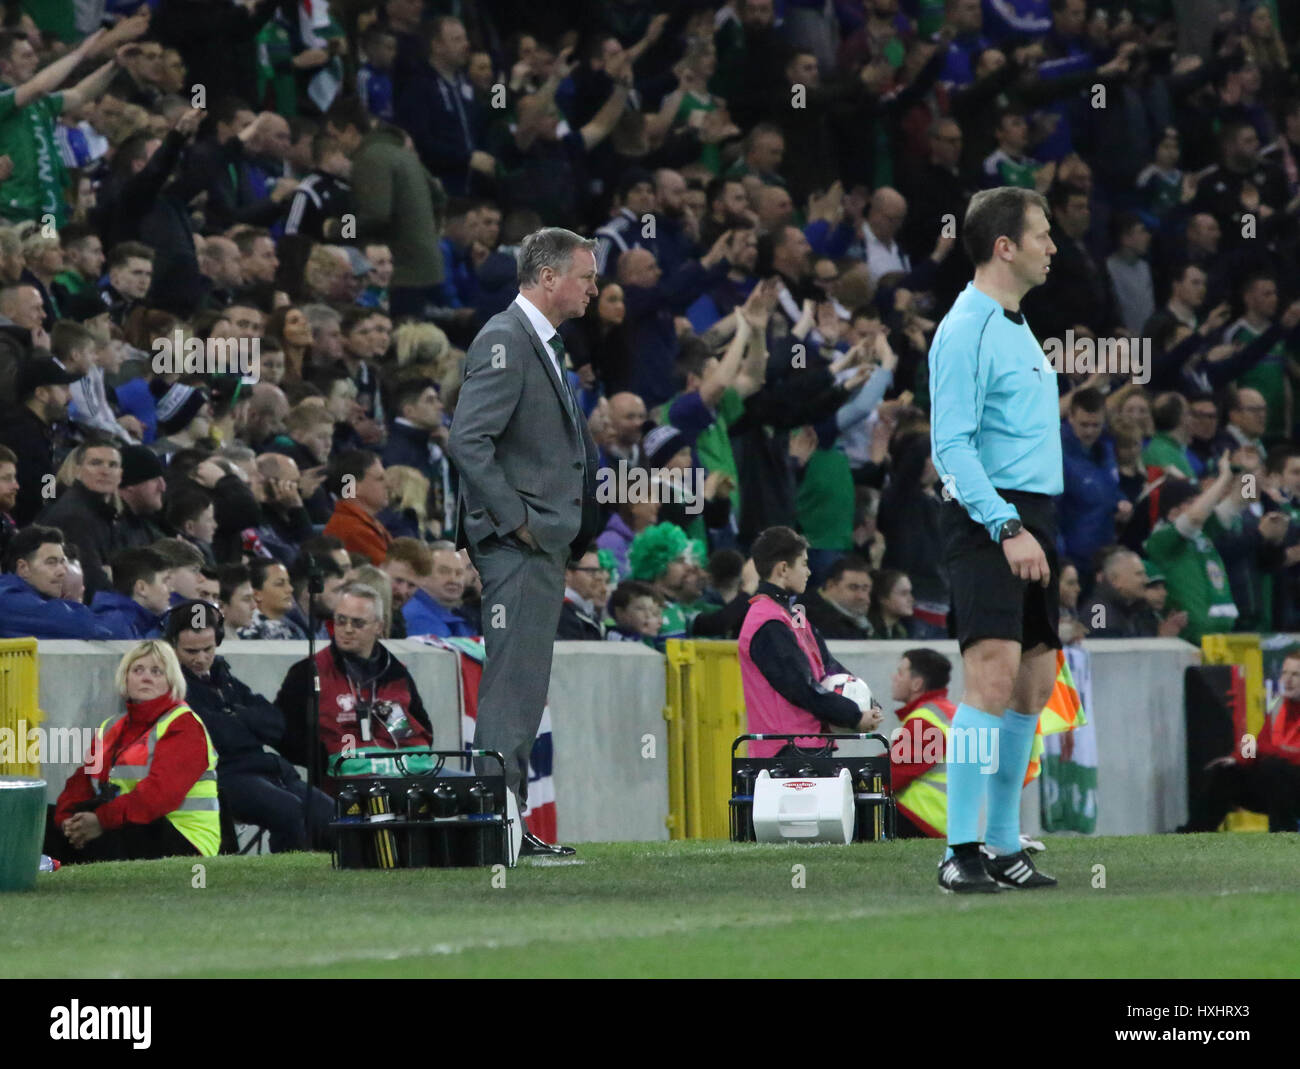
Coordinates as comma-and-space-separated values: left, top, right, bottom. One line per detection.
4, 835, 1298, 978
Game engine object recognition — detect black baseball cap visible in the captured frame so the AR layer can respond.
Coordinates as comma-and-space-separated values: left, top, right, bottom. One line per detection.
17, 357, 81, 399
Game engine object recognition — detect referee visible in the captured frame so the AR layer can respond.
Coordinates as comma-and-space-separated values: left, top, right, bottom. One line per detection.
929, 187, 1062, 893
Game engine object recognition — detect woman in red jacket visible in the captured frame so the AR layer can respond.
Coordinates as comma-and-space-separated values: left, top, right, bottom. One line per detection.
47, 640, 221, 863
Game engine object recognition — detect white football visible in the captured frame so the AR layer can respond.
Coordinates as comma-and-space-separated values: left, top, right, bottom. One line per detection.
822, 672, 873, 712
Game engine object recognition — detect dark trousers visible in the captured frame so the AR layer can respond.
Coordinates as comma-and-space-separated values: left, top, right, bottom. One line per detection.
1184, 756, 1300, 832
221, 763, 335, 852
44, 810, 199, 864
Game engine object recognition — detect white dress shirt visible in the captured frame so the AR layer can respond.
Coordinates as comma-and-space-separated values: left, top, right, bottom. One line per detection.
513, 292, 564, 380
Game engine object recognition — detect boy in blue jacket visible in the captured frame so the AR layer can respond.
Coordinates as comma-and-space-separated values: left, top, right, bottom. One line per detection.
89, 547, 171, 639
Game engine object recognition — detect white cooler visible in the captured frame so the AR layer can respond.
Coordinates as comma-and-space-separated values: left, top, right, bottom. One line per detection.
751, 768, 855, 844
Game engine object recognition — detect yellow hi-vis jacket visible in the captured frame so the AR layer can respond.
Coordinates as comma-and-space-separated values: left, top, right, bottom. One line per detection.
895, 701, 950, 837
98, 704, 220, 856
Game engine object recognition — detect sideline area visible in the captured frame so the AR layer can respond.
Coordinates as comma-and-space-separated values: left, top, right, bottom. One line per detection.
3, 837, 1296, 979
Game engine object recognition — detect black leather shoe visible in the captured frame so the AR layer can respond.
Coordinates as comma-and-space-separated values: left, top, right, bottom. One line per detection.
519, 830, 576, 857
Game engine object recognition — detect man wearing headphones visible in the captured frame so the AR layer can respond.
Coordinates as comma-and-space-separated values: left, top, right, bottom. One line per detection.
165, 600, 334, 853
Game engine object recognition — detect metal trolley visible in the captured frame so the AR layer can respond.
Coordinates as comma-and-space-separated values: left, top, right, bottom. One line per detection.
329, 748, 515, 869
728, 733, 897, 843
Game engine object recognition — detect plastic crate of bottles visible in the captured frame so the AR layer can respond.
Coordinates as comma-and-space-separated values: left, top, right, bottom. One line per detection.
329, 748, 513, 869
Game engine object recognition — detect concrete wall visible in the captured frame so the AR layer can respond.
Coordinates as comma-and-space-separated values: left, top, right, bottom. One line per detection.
29, 638, 1199, 838
548, 643, 669, 843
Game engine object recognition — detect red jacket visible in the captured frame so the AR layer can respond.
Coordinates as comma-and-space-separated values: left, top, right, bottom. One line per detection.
1253, 697, 1300, 765
323, 499, 392, 565
54, 692, 211, 831
890, 688, 956, 793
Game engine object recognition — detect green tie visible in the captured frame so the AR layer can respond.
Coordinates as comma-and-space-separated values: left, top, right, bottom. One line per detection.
547, 334, 567, 370
547, 335, 578, 424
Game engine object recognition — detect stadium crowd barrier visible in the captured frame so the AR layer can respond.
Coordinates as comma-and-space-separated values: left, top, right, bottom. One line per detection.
24, 639, 669, 845
18, 637, 1206, 840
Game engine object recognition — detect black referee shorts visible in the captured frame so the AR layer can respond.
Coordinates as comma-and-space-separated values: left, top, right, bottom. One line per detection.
942, 489, 1062, 654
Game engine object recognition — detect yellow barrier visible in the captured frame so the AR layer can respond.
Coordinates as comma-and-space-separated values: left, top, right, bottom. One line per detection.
0, 638, 42, 778
664, 640, 746, 839
1200, 633, 1267, 832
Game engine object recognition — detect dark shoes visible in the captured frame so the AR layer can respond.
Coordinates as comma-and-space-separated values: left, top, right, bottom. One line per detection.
519, 830, 576, 857
938, 844, 1001, 894
982, 848, 1058, 889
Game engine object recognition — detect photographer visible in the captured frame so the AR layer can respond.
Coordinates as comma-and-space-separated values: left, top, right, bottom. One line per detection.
274, 581, 434, 794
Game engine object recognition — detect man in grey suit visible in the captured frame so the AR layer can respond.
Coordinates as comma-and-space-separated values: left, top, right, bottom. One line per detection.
447, 227, 601, 856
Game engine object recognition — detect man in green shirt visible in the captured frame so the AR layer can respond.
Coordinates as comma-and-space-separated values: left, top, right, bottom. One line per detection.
50, 222, 102, 304
1141, 391, 1196, 478
0, 14, 147, 227
656, 288, 773, 522
1143, 457, 1240, 645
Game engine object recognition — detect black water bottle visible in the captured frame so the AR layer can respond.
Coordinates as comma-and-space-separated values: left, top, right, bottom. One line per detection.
367, 783, 398, 869
405, 785, 432, 868
431, 781, 459, 867
464, 781, 493, 866
335, 785, 365, 868
872, 768, 885, 842
732, 766, 757, 842
853, 766, 874, 843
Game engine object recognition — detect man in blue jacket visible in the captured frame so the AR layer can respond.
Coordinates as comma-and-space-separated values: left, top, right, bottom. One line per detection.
401, 540, 477, 637
1057, 387, 1129, 583
0, 526, 115, 639
394, 16, 492, 197
381, 376, 449, 501
89, 547, 171, 639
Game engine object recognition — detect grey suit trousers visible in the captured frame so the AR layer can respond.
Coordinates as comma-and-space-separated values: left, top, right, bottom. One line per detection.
468, 532, 567, 807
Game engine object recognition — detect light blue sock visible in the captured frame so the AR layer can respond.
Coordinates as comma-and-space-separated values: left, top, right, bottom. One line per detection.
984, 710, 1039, 856
943, 703, 1002, 860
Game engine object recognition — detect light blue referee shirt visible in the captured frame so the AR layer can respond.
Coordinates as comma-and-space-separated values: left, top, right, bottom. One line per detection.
929, 281, 1063, 541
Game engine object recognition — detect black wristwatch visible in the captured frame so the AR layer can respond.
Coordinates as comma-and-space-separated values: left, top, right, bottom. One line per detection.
998, 518, 1023, 542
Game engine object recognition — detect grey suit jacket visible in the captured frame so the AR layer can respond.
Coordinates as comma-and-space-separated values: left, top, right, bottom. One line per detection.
447, 302, 600, 557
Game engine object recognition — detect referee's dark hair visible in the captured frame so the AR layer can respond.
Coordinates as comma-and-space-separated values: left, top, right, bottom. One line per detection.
962, 186, 1050, 266
902, 648, 952, 693
751, 525, 808, 581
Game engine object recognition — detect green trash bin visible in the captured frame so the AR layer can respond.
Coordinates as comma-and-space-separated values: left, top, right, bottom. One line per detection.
0, 777, 47, 892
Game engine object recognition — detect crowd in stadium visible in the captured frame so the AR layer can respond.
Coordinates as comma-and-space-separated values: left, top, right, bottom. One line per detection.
0, 2, 1297, 703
